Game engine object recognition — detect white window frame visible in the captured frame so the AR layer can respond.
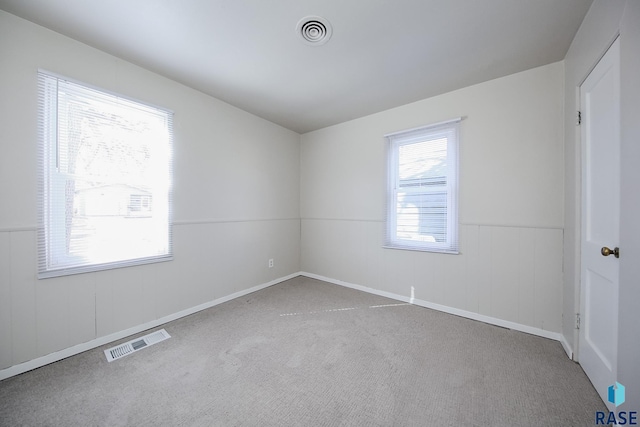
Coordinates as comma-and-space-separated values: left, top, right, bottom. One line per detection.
385, 118, 460, 254
37, 70, 174, 278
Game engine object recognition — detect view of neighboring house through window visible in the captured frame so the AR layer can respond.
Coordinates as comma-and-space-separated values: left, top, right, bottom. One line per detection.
385, 119, 460, 253
38, 71, 173, 278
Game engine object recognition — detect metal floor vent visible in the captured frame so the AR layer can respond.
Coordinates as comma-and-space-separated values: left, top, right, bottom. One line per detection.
104, 329, 171, 362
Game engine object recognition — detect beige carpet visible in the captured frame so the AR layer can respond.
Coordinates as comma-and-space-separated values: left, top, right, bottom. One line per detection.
0, 276, 605, 426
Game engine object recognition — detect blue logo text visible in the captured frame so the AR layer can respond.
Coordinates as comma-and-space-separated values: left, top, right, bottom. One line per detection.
595, 411, 637, 425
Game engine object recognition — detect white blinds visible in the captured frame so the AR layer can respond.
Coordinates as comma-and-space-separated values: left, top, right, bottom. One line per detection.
37, 71, 173, 278
385, 119, 460, 253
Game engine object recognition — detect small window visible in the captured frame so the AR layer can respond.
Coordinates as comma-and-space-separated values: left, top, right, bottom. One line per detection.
38, 71, 173, 278
385, 119, 460, 253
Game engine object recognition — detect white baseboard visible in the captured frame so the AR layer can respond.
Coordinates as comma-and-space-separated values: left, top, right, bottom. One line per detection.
0, 272, 300, 381
560, 335, 574, 360
300, 271, 568, 344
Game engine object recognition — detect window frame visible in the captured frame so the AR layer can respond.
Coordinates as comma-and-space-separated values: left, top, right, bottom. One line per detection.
384, 118, 461, 254
37, 70, 174, 279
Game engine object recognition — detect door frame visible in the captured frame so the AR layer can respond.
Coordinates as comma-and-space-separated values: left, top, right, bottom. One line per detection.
574, 35, 621, 407
573, 33, 621, 364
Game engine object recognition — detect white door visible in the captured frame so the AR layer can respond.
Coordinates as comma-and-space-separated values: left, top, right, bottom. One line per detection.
579, 37, 621, 410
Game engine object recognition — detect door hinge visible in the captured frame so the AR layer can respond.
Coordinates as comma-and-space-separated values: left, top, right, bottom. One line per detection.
576, 313, 581, 330
577, 110, 582, 125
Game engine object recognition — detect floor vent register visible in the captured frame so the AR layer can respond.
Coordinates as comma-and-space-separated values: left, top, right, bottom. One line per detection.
104, 329, 171, 362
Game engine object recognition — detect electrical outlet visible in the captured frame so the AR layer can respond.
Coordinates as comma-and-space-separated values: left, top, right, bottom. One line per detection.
268, 259, 274, 268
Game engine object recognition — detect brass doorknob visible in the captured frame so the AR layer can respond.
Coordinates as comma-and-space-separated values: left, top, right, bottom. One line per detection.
601, 247, 620, 258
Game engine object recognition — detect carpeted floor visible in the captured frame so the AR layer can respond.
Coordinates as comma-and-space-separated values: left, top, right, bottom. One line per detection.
0, 276, 605, 426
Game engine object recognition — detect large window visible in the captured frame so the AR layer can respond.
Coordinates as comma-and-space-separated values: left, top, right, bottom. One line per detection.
385, 119, 460, 253
38, 71, 173, 278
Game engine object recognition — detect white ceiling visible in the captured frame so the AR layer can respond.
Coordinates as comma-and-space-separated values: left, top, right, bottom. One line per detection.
0, 0, 593, 134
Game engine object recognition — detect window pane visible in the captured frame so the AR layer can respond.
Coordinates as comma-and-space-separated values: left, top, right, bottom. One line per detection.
385, 120, 459, 253
38, 72, 173, 277
398, 137, 447, 186
396, 191, 447, 243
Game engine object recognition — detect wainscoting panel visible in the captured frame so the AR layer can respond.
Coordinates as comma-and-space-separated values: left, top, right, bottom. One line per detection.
0, 218, 300, 373
301, 219, 563, 334
0, 232, 12, 369
9, 231, 38, 366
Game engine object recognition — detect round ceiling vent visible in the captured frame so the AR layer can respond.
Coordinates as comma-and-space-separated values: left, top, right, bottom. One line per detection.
296, 16, 332, 46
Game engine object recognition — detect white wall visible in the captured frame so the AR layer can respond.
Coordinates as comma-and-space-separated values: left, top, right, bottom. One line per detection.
563, 0, 640, 409
300, 62, 565, 336
0, 11, 301, 374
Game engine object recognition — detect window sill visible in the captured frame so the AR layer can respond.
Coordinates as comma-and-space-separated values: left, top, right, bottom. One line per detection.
382, 245, 459, 255
38, 255, 173, 279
